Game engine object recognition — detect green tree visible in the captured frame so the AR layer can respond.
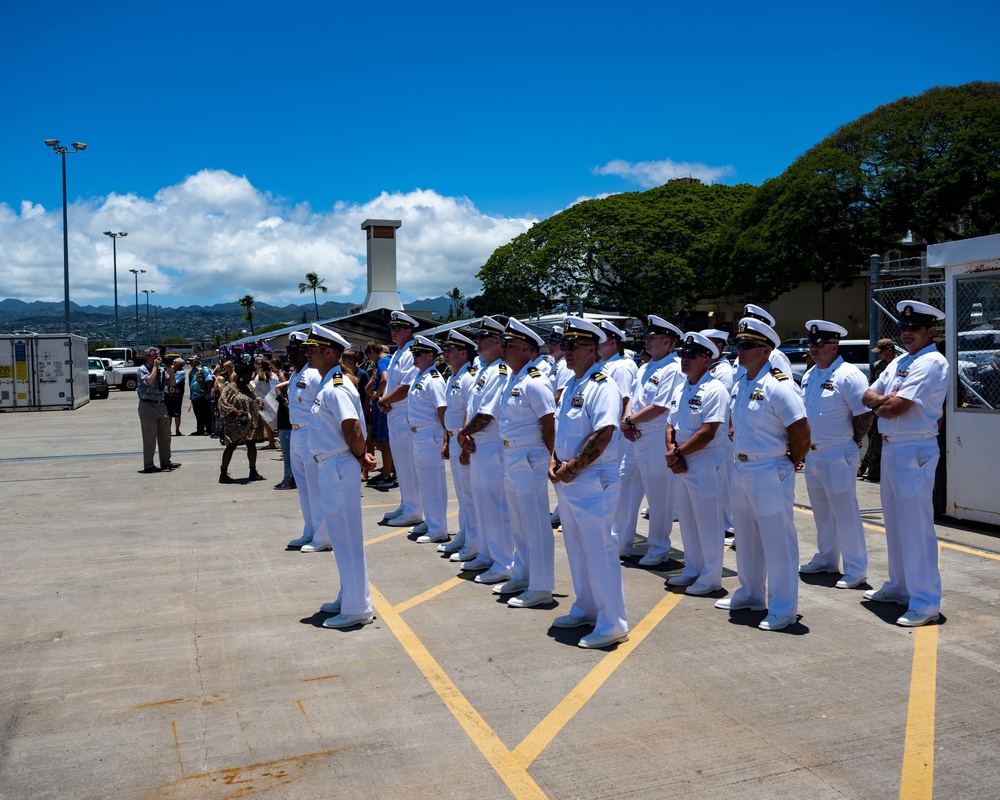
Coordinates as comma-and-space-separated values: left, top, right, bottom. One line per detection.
477, 181, 754, 319
238, 294, 256, 335
299, 272, 328, 321
715, 81, 1000, 301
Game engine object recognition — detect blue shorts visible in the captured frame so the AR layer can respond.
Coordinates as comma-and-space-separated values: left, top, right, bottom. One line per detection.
371, 406, 389, 442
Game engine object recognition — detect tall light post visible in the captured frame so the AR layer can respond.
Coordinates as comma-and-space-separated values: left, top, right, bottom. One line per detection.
43, 139, 87, 333
129, 268, 146, 348
142, 289, 156, 346
103, 231, 127, 346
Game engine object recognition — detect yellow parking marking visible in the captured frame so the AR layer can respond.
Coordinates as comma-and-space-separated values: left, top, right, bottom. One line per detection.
938, 541, 1000, 561
394, 577, 466, 614
365, 528, 412, 547
900, 625, 938, 800
370, 584, 550, 800
509, 591, 684, 769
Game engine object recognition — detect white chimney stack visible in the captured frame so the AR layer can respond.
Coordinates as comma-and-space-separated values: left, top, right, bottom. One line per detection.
359, 219, 404, 312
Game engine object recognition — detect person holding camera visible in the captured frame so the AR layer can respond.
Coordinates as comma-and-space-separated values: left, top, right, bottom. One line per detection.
137, 347, 181, 474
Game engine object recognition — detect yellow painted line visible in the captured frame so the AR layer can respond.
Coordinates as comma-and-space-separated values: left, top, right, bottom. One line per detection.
394, 577, 466, 614
364, 528, 411, 547
899, 625, 938, 800
171, 720, 185, 776
370, 584, 550, 800
509, 591, 684, 769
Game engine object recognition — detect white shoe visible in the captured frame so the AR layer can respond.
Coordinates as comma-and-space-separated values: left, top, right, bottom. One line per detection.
491, 578, 529, 595
715, 597, 766, 611
578, 630, 629, 649
438, 539, 464, 554
417, 533, 449, 544
686, 582, 722, 596
387, 514, 424, 528
322, 612, 375, 629
759, 614, 795, 631
461, 556, 492, 571
896, 610, 939, 627
301, 541, 332, 552
450, 548, 479, 563
799, 558, 838, 574
474, 568, 511, 585
836, 574, 867, 589
640, 507, 650, 519
724, 536, 735, 547
287, 534, 311, 548
382, 507, 403, 521
863, 588, 909, 605
408, 521, 429, 534
667, 573, 697, 587
638, 554, 667, 567
508, 590, 553, 608
320, 600, 341, 614
552, 614, 592, 629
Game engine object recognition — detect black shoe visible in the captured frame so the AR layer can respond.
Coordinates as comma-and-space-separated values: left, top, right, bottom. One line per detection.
249, 469, 266, 482
189, 431, 204, 436
141, 466, 161, 474
219, 471, 234, 484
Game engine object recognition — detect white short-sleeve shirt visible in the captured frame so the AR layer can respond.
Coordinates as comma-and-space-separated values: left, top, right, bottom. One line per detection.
801, 356, 869, 444
308, 372, 363, 456
667, 371, 729, 448
554, 364, 621, 466
871, 344, 948, 437
407, 366, 447, 430
499, 362, 556, 445
731, 367, 807, 458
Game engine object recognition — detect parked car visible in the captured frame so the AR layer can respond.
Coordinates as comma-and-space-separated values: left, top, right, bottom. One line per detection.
88, 357, 110, 399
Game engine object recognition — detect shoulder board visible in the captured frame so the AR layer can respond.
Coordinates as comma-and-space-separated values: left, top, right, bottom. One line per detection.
332, 373, 344, 385
498, 363, 509, 375
769, 367, 789, 381
429, 369, 441, 379
468, 365, 478, 376
527, 367, 541, 378
591, 371, 607, 382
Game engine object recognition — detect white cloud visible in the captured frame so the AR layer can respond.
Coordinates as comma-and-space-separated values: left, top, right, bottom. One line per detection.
0, 170, 536, 308
593, 158, 736, 188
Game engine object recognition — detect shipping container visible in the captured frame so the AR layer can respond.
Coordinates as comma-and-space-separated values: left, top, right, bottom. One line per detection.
0, 333, 90, 411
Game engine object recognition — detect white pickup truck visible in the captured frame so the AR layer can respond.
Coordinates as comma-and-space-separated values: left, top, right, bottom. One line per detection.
93, 347, 141, 391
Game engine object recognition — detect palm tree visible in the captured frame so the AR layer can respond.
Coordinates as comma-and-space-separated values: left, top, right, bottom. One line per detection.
446, 286, 465, 320
238, 294, 256, 335
299, 272, 328, 320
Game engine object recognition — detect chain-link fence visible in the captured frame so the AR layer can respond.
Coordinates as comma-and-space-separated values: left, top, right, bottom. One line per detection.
953, 275, 1000, 411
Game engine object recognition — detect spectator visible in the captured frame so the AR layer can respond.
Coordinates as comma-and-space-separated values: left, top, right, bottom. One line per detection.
218, 362, 266, 484
164, 358, 186, 436
187, 356, 214, 436
365, 340, 396, 487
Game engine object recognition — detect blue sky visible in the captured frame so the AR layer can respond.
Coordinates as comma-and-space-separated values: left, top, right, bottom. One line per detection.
0, 0, 996, 311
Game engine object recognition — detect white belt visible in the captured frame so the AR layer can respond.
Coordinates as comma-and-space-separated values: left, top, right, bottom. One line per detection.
736, 453, 785, 462
882, 432, 937, 444
809, 439, 850, 451
313, 450, 347, 463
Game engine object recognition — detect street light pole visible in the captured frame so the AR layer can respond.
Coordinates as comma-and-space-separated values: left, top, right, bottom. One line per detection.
142, 289, 156, 346
103, 231, 127, 346
44, 140, 87, 333
129, 268, 146, 348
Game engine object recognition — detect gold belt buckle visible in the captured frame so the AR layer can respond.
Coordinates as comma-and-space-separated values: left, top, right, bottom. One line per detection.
503, 439, 510, 447
882, 434, 889, 443
313, 455, 319, 463
411, 427, 418, 433
292, 424, 300, 429
809, 445, 818, 451
737, 454, 748, 462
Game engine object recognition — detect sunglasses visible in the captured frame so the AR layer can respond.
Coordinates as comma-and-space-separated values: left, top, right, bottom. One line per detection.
559, 339, 594, 351
807, 340, 837, 348
679, 349, 709, 359
735, 341, 766, 351
388, 324, 409, 331
898, 322, 928, 332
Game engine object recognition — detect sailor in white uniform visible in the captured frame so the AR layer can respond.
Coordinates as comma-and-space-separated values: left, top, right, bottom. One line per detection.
798, 320, 873, 589
305, 324, 378, 630
717, 318, 810, 632
377, 311, 423, 529
406, 335, 450, 544
665, 333, 730, 596
498, 318, 557, 607
702, 328, 736, 542
549, 317, 628, 649
862, 300, 948, 627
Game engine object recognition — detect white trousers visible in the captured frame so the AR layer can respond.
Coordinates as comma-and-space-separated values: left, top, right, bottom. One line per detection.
730, 458, 799, 619
879, 440, 941, 615
387, 408, 422, 519
291, 428, 327, 545
555, 463, 627, 638
469, 435, 513, 572
721, 439, 735, 532
675, 446, 725, 586
635, 427, 674, 559
612, 440, 645, 556
316, 451, 371, 615
412, 428, 449, 536
804, 441, 867, 576
448, 431, 476, 551
504, 442, 555, 591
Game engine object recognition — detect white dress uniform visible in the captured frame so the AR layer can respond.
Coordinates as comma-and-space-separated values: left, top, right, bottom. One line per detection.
308, 371, 371, 616
384, 339, 421, 519
709, 356, 736, 533
729, 367, 807, 619
288, 364, 327, 547
801, 356, 870, 577
550, 357, 572, 398
500, 362, 556, 591
612, 353, 682, 559
407, 364, 449, 538
467, 358, 514, 573
870, 343, 948, 616
444, 362, 478, 554
554, 363, 626, 638
668, 371, 729, 588
532, 354, 553, 379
